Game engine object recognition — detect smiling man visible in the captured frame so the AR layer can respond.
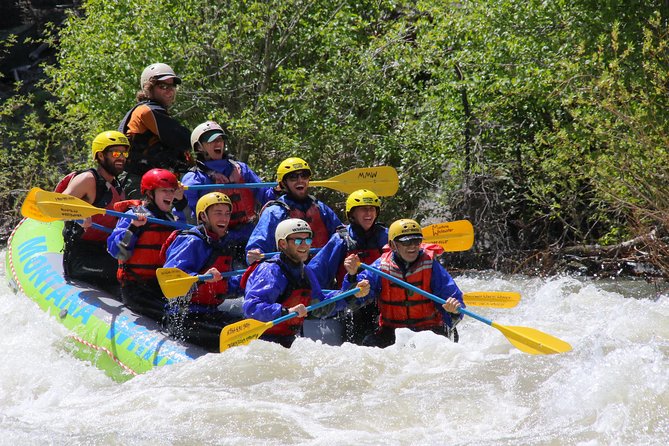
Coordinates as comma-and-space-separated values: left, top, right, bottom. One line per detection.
161, 192, 246, 351
342, 218, 465, 348
245, 157, 342, 264
306, 189, 388, 344
242, 218, 369, 348
57, 130, 129, 294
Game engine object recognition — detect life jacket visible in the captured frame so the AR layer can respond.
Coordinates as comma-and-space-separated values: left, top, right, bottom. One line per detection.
263, 198, 329, 248
118, 100, 191, 174
115, 204, 175, 283
377, 248, 443, 330
334, 225, 386, 286
160, 226, 234, 306
191, 160, 256, 228
57, 168, 125, 243
242, 257, 312, 337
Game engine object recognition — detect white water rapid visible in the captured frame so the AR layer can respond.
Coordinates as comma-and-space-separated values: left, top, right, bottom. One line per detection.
1, 252, 667, 445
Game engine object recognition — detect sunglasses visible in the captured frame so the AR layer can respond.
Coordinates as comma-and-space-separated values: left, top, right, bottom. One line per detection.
106, 150, 129, 158
287, 237, 313, 246
284, 171, 311, 181
155, 82, 178, 91
396, 238, 422, 247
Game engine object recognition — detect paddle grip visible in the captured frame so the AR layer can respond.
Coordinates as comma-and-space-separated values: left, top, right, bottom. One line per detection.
271, 287, 361, 326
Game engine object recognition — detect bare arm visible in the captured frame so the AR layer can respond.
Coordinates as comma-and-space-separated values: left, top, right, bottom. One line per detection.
61, 171, 98, 204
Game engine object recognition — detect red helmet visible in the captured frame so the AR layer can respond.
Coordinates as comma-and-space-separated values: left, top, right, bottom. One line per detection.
140, 169, 179, 195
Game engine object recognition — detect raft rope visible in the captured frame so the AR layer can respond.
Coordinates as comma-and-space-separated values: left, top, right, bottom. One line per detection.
67, 334, 138, 377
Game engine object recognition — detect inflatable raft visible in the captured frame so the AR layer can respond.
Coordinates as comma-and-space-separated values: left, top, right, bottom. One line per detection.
4, 218, 209, 381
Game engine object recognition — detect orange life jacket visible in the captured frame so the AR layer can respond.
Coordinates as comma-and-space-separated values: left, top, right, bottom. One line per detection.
377, 249, 443, 330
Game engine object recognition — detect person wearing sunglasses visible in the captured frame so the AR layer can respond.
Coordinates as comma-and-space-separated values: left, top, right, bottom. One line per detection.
55, 130, 129, 295
305, 189, 389, 345
180, 121, 277, 248
341, 218, 465, 348
245, 157, 342, 264
242, 218, 370, 348
118, 62, 193, 199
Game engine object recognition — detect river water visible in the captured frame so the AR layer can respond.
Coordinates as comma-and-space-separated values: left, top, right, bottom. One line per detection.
1, 252, 667, 445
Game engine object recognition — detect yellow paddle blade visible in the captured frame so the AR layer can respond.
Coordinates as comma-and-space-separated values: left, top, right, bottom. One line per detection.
220, 318, 275, 352
36, 201, 104, 220
492, 323, 573, 355
35, 189, 106, 219
156, 267, 199, 299
311, 166, 399, 197
463, 291, 521, 309
20, 188, 58, 222
422, 220, 474, 252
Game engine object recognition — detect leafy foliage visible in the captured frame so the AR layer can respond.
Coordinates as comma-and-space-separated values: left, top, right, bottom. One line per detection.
3, 0, 669, 274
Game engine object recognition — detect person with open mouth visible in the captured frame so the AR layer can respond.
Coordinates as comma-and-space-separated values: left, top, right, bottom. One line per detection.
181, 120, 277, 257
161, 192, 247, 351
108, 168, 182, 321
245, 157, 342, 265
242, 218, 370, 348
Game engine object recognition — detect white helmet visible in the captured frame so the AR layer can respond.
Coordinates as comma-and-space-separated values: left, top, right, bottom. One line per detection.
275, 218, 313, 248
190, 121, 227, 150
140, 63, 181, 88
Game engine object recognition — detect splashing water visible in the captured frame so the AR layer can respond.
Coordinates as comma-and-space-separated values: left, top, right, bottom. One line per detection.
1, 255, 667, 445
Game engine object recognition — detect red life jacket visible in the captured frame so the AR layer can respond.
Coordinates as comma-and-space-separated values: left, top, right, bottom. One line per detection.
335, 246, 384, 286
240, 258, 312, 337
160, 226, 233, 306
288, 204, 329, 247
377, 248, 443, 330
202, 160, 256, 228
193, 251, 233, 306
261, 259, 312, 337
333, 226, 387, 286
116, 205, 175, 283
56, 168, 125, 242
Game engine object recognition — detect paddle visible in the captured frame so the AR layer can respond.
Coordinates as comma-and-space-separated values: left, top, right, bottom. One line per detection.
219, 287, 361, 352
34, 189, 191, 230
184, 166, 399, 197
156, 267, 247, 298
421, 220, 474, 252
461, 291, 521, 309
21, 187, 59, 222
321, 290, 520, 309
358, 264, 572, 355
21, 187, 112, 233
